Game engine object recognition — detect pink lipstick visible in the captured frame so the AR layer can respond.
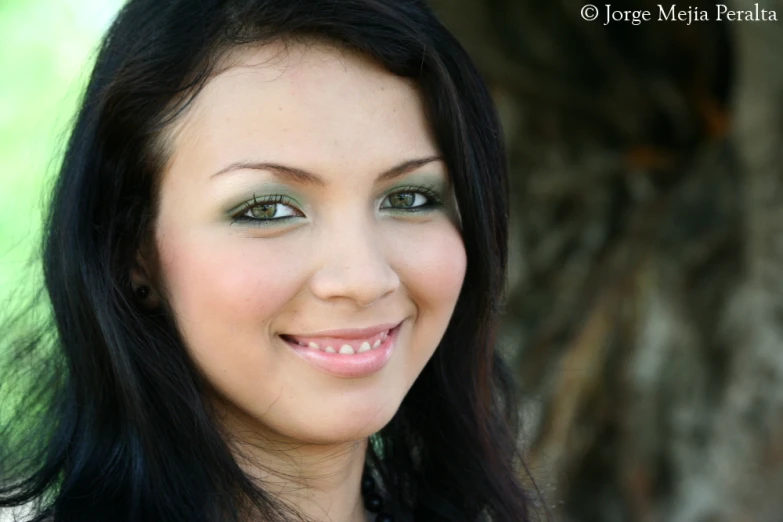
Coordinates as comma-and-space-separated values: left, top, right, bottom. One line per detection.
280, 321, 403, 378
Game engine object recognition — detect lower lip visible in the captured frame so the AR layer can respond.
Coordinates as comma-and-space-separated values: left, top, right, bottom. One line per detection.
282, 322, 402, 379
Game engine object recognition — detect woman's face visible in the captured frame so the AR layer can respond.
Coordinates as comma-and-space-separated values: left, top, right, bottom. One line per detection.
150, 42, 466, 444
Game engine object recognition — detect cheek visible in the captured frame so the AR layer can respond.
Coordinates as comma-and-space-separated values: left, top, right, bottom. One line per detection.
155, 228, 306, 346
385, 220, 465, 390
388, 219, 466, 328
154, 227, 314, 422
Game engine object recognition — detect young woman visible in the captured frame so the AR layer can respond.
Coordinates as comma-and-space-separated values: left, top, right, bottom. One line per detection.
0, 1, 539, 520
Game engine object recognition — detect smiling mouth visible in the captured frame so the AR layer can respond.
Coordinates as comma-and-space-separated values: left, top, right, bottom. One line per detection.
279, 324, 398, 355
279, 322, 403, 378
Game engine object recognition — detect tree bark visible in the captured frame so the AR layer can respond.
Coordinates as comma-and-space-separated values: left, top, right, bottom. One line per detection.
431, 1, 783, 520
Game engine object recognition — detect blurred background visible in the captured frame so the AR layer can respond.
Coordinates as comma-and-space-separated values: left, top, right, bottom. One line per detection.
0, 0, 123, 303
2, 1, 782, 521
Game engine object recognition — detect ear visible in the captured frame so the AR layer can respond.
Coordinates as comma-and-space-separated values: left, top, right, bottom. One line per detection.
131, 248, 161, 308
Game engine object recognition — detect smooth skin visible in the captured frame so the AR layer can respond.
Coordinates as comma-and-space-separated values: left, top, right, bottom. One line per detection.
133, 41, 466, 521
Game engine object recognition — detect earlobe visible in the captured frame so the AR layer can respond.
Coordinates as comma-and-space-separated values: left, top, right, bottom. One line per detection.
134, 285, 151, 300
131, 251, 161, 308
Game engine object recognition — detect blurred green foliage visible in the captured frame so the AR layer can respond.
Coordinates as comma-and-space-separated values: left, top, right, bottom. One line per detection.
0, 0, 123, 304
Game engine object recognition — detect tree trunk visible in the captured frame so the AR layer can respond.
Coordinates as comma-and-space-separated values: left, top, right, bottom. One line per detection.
431, 1, 783, 520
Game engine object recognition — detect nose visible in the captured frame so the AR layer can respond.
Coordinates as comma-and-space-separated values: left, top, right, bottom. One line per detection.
308, 219, 400, 308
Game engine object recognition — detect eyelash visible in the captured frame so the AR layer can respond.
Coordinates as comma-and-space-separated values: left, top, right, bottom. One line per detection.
230, 194, 301, 226
381, 184, 443, 212
230, 185, 444, 226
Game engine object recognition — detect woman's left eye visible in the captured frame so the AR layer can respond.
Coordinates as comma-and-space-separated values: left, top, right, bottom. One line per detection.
380, 186, 442, 211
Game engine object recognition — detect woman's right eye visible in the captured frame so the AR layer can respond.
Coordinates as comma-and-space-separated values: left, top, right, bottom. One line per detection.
231, 195, 304, 226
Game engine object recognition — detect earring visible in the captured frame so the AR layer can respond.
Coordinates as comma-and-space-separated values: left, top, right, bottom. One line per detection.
135, 285, 150, 300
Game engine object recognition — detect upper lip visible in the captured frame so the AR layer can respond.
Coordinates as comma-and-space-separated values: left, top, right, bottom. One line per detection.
283, 320, 403, 339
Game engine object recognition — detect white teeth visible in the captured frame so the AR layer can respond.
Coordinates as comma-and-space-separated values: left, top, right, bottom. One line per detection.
290, 333, 391, 355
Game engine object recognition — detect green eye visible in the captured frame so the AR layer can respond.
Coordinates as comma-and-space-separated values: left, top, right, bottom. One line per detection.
387, 193, 417, 208
231, 194, 303, 225
249, 203, 285, 219
381, 185, 442, 212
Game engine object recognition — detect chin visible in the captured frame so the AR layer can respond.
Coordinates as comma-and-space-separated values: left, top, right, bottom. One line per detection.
290, 404, 399, 444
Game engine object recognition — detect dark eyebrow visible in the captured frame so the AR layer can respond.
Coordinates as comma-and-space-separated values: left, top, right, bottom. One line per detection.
209, 156, 443, 185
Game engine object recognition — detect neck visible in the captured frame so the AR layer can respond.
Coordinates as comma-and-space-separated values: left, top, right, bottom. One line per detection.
215, 399, 372, 522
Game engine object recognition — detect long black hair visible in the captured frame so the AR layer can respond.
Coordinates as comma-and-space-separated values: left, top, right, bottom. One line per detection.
0, 1, 539, 520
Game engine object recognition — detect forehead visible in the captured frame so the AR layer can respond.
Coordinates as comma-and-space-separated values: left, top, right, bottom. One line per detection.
160, 40, 438, 186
